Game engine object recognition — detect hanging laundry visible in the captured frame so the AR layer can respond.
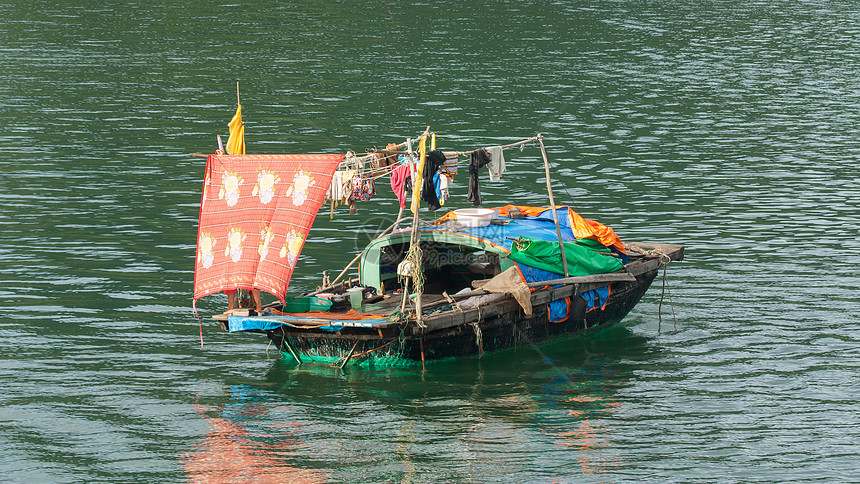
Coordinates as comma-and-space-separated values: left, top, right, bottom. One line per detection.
371, 142, 399, 167
487, 145, 506, 181
467, 148, 492, 206
390, 164, 411, 208
326, 170, 345, 202
422, 150, 447, 211
405, 170, 414, 193
439, 173, 450, 205
443, 153, 459, 175
340, 170, 356, 205
352, 174, 376, 201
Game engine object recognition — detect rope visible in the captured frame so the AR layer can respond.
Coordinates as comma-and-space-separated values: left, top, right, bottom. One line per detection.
625, 245, 678, 332
384, 311, 411, 346
387, 308, 408, 324
511, 236, 531, 251
350, 340, 396, 360
634, 248, 676, 332
400, 242, 425, 329
386, 308, 412, 349
657, 252, 677, 332
470, 321, 484, 357
442, 291, 463, 312
471, 307, 485, 356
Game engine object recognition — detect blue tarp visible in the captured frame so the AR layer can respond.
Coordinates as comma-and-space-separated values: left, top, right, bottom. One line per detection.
228, 315, 343, 332
427, 207, 627, 263
515, 261, 610, 323
228, 313, 390, 332
426, 210, 577, 251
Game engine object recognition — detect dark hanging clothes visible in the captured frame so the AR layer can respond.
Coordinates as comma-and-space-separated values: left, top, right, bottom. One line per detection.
421, 150, 447, 211
467, 148, 492, 205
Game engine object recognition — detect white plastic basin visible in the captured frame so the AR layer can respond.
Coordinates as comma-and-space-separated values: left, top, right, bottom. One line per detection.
453, 208, 494, 227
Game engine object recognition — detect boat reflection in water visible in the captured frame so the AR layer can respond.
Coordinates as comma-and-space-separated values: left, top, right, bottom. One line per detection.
182, 326, 652, 481
181, 386, 327, 483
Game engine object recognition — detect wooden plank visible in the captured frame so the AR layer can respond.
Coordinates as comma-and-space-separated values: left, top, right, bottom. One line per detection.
624, 247, 683, 276
526, 272, 635, 287
625, 243, 684, 262
422, 298, 520, 333
422, 282, 584, 333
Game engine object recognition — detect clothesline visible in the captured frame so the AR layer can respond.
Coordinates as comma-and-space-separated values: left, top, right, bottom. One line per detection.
365, 134, 541, 157
356, 134, 540, 209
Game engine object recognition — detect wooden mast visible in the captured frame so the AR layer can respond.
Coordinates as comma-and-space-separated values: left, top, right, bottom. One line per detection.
538, 135, 570, 277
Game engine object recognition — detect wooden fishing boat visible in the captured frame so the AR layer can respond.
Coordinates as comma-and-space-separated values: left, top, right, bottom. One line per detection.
195, 132, 683, 368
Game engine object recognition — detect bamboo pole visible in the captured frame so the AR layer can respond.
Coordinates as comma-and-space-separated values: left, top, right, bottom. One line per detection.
339, 341, 360, 369
279, 328, 302, 365
368, 135, 539, 157
394, 206, 404, 230
538, 135, 569, 277
460, 135, 540, 155
406, 138, 416, 192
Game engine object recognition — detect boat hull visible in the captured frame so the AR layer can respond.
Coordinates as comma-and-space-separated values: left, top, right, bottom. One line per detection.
265, 269, 659, 367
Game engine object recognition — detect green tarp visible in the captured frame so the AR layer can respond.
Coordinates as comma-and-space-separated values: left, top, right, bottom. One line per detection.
508, 236, 623, 276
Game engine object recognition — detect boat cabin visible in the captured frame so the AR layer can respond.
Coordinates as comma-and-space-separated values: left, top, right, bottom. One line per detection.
359, 228, 509, 296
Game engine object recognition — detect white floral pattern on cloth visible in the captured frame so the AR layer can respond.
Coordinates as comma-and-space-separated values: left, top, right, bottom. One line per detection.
279, 229, 304, 266
258, 226, 275, 261
219, 172, 244, 206
202, 171, 212, 209
197, 232, 216, 269
224, 227, 246, 262
285, 171, 315, 206
252, 170, 280, 204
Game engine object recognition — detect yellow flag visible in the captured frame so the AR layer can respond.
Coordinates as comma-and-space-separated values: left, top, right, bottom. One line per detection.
225, 104, 245, 155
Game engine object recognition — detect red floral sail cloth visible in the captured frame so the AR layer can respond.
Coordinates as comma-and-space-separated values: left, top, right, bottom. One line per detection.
193, 153, 345, 302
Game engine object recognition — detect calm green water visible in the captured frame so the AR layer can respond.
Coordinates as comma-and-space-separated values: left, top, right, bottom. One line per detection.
2, 1, 859, 482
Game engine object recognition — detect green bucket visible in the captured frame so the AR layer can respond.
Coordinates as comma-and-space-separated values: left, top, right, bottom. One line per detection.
281, 296, 333, 313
